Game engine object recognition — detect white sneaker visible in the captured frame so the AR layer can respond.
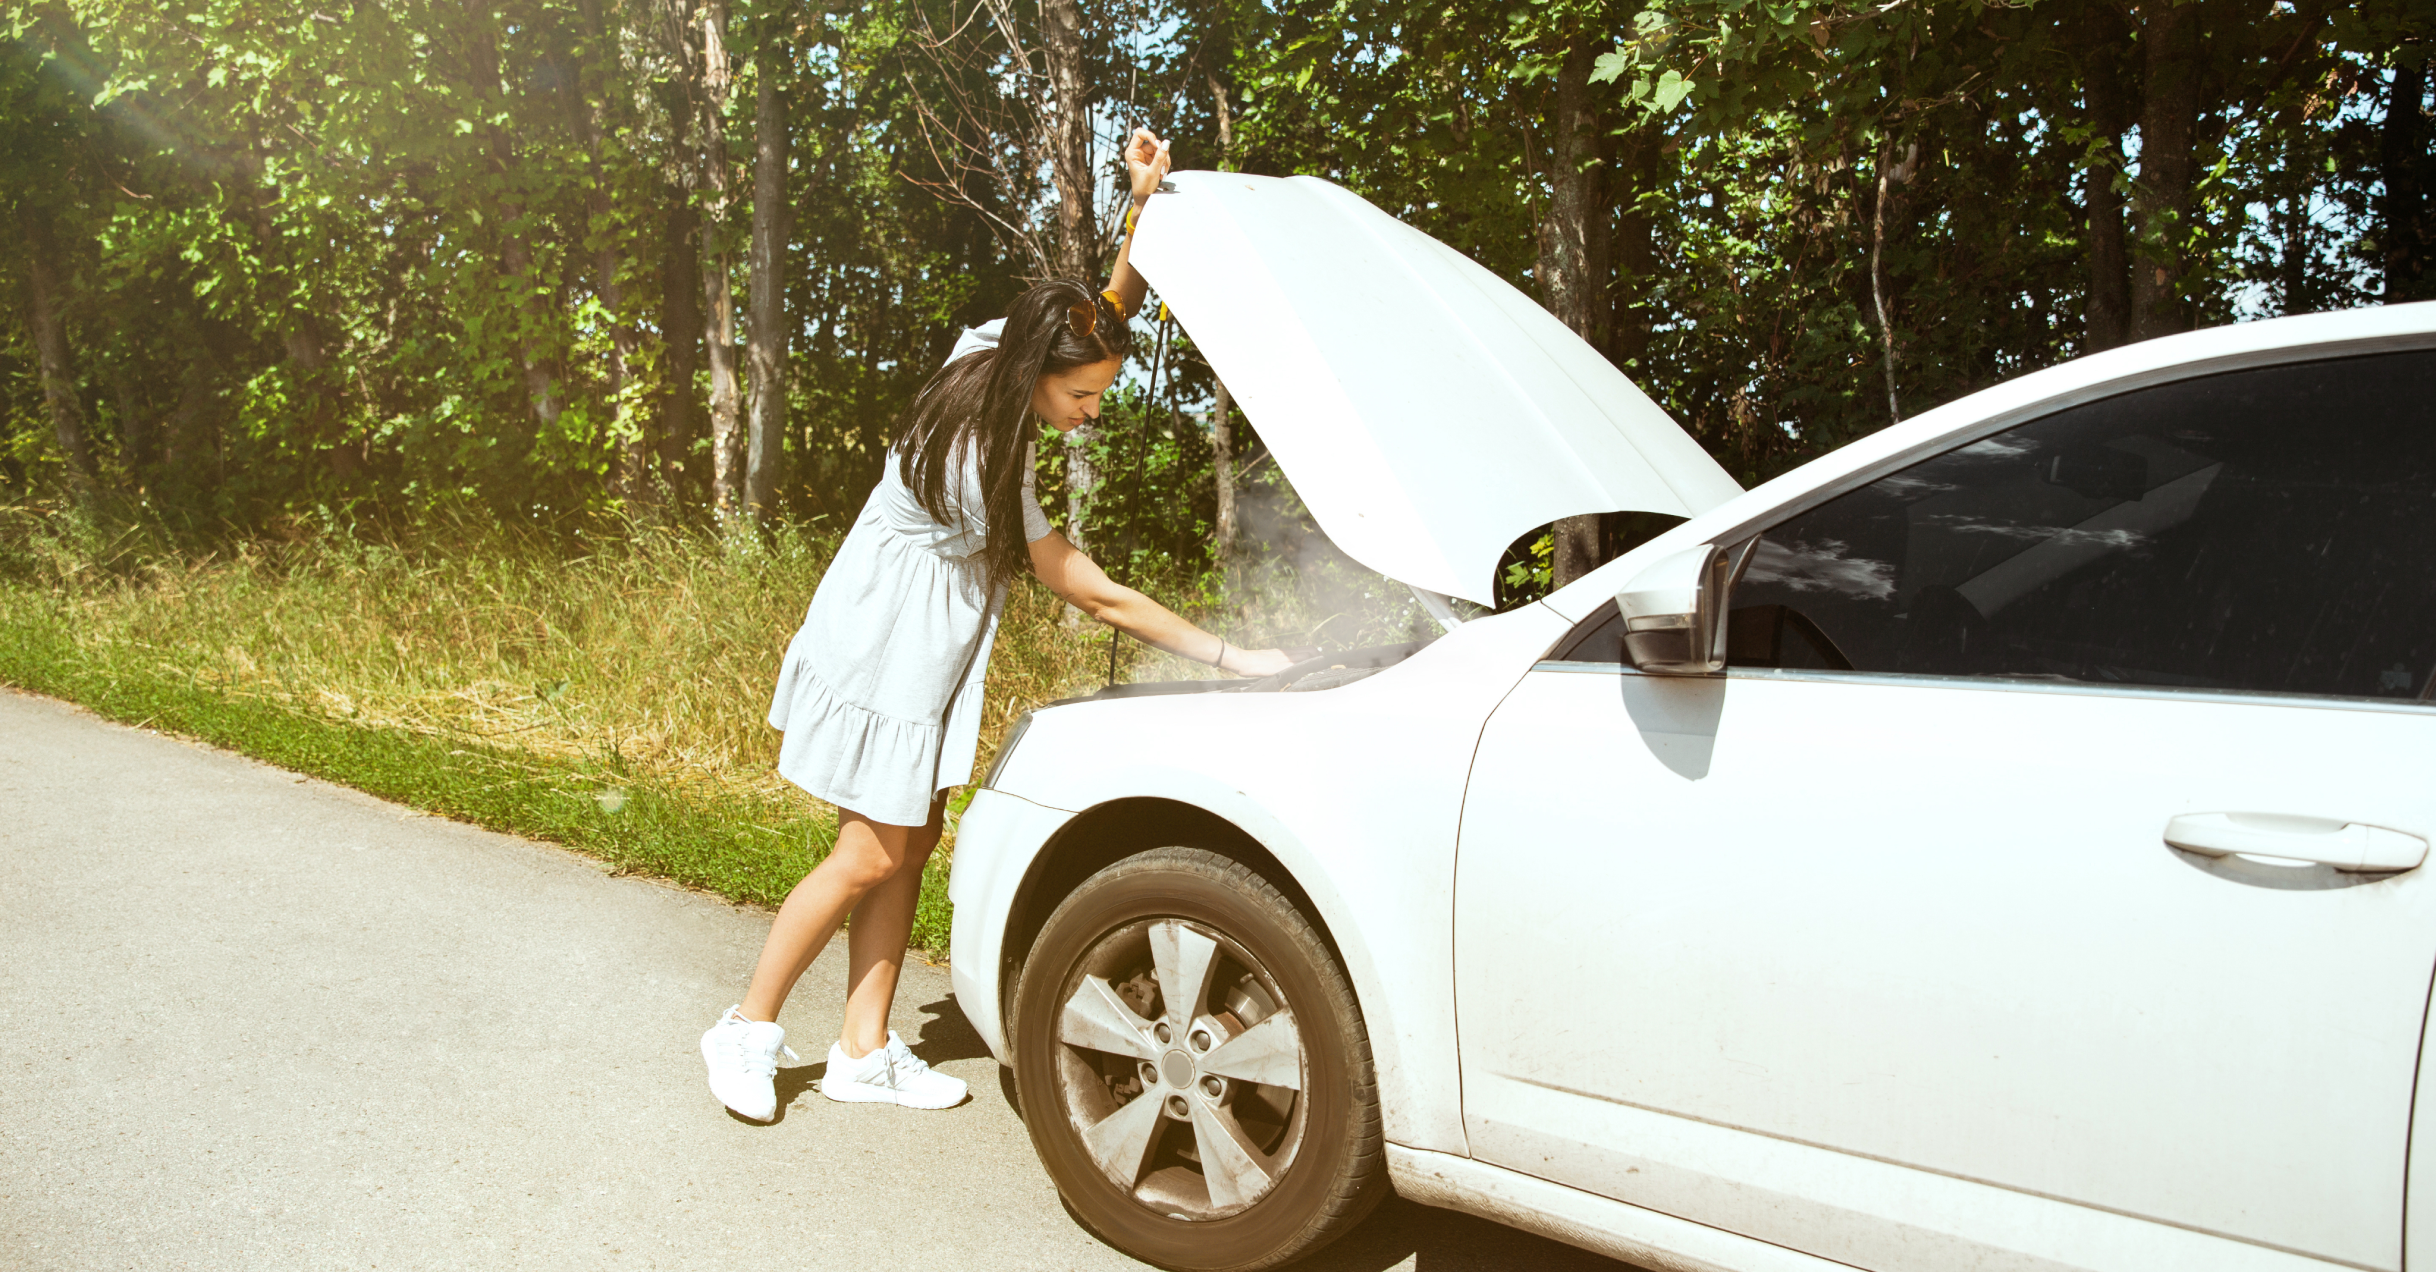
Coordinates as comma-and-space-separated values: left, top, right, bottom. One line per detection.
822, 1030, 968, 1109
700, 1005, 798, 1122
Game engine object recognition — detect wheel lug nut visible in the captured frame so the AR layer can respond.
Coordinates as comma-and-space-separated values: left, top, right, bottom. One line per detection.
1139, 1061, 1159, 1087
1189, 1029, 1212, 1052
1200, 1076, 1223, 1098
1165, 1094, 1190, 1119
1153, 1022, 1172, 1044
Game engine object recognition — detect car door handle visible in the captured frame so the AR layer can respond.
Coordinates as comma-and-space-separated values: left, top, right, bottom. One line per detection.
2165, 813, 2429, 873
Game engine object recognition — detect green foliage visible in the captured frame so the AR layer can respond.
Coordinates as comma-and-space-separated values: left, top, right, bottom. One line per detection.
0, 0, 2422, 525
1502, 531, 1554, 600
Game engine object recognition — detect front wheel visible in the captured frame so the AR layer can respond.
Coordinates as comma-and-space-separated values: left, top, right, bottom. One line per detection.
1012, 847, 1384, 1271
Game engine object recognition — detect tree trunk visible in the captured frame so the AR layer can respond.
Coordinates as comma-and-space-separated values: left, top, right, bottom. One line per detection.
745, 44, 791, 518
699, 0, 745, 515
496, 210, 564, 431
163, 357, 217, 481
154, 308, 222, 495
1541, 42, 1610, 588
462, 4, 564, 433
1211, 378, 1236, 562
281, 316, 352, 482
111, 364, 152, 479
579, 0, 645, 501
1206, 76, 1236, 563
658, 192, 706, 501
2382, 58, 2433, 303
1041, 0, 1099, 547
2082, 18, 2133, 351
1869, 140, 1914, 427
1040, 0, 1096, 283
2127, 0, 2201, 342
1064, 428, 1100, 551
1537, 42, 1609, 350
21, 208, 96, 497
163, 358, 218, 487
1207, 71, 1234, 167
599, 229, 644, 500
1608, 127, 1659, 369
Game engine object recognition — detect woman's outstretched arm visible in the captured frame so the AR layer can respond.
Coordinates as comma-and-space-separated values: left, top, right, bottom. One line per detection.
1028, 530, 1294, 678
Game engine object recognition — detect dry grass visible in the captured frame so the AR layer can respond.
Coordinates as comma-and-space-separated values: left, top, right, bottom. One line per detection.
16, 515, 832, 807
1, 504, 1434, 858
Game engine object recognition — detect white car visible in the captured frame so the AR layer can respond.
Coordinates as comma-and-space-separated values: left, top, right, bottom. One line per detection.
949, 170, 2436, 1272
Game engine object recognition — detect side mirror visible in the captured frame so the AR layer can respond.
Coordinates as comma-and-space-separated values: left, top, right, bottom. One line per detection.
1617, 543, 1733, 674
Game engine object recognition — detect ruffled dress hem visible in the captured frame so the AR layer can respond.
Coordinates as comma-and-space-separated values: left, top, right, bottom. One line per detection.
769, 655, 958, 828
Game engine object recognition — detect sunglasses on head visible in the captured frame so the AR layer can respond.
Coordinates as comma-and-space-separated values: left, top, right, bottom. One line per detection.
1066, 298, 1100, 339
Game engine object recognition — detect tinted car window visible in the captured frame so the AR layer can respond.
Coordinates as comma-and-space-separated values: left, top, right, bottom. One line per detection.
1728, 350, 2436, 700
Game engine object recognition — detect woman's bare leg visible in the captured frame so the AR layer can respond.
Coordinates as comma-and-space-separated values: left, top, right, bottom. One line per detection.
840, 796, 946, 1056
737, 806, 918, 1024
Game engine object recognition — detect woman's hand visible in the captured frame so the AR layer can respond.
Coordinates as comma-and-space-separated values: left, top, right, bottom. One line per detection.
1031, 531, 1299, 679
1125, 126, 1172, 207
1107, 127, 1171, 312
1217, 646, 1298, 678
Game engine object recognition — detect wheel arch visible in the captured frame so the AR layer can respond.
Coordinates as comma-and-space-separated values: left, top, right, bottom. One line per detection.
997, 796, 1346, 1045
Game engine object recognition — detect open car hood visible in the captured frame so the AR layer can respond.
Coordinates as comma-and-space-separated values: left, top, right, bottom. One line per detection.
1131, 171, 1742, 607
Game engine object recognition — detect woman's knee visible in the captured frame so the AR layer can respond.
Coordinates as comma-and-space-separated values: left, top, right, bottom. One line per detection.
820, 839, 904, 892
825, 807, 933, 890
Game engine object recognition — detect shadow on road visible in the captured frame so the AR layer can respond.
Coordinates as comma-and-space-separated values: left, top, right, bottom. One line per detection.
761, 1059, 827, 1123
923, 990, 1634, 1270
755, 996, 985, 1124
909, 995, 993, 1065
1060, 1190, 1636, 1271
1294, 1194, 1636, 1271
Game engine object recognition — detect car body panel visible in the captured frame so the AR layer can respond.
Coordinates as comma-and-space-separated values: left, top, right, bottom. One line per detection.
946, 786, 1074, 1065
1130, 171, 1742, 606
1411, 1091, 2346, 1272
1459, 665, 2434, 1270
954, 604, 1572, 1154
1388, 1145, 1855, 1272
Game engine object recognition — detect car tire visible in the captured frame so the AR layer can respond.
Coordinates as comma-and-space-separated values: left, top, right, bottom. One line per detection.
1012, 846, 1384, 1271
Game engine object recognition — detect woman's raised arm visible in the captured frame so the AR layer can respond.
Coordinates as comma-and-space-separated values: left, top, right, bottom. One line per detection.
1102, 127, 1170, 318
1027, 530, 1293, 678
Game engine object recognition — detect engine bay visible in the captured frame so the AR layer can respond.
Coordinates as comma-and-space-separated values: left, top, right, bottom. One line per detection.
1048, 639, 1437, 707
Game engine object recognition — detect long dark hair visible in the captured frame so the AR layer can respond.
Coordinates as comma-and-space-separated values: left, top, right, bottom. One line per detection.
896, 278, 1132, 594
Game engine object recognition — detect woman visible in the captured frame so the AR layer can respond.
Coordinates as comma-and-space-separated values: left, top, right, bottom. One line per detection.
701, 128, 1293, 1120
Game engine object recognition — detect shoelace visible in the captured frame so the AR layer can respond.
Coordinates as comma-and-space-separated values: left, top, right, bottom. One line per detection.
719, 1015, 799, 1078
882, 1036, 929, 1086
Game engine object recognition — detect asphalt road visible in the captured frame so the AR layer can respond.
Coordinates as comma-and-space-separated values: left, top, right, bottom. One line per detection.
0, 688, 1631, 1272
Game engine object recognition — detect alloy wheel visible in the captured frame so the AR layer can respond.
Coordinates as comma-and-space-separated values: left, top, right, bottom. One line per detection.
1051, 916, 1307, 1220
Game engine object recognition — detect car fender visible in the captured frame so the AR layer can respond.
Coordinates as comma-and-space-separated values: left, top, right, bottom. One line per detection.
956, 604, 1573, 1155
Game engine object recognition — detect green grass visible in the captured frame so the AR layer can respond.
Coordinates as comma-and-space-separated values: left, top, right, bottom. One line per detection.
0, 501, 1431, 960
0, 583, 926, 943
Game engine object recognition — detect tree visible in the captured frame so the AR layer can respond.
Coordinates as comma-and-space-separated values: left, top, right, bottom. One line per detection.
0, 0, 2405, 537
746, 6, 794, 516
2379, 48, 2435, 300
696, 0, 746, 513
20, 205, 96, 497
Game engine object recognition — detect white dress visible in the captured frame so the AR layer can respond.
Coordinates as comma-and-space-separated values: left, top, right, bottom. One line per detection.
766, 322, 1055, 826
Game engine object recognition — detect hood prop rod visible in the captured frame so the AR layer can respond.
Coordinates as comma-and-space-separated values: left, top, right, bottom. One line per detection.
1108, 304, 1175, 688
